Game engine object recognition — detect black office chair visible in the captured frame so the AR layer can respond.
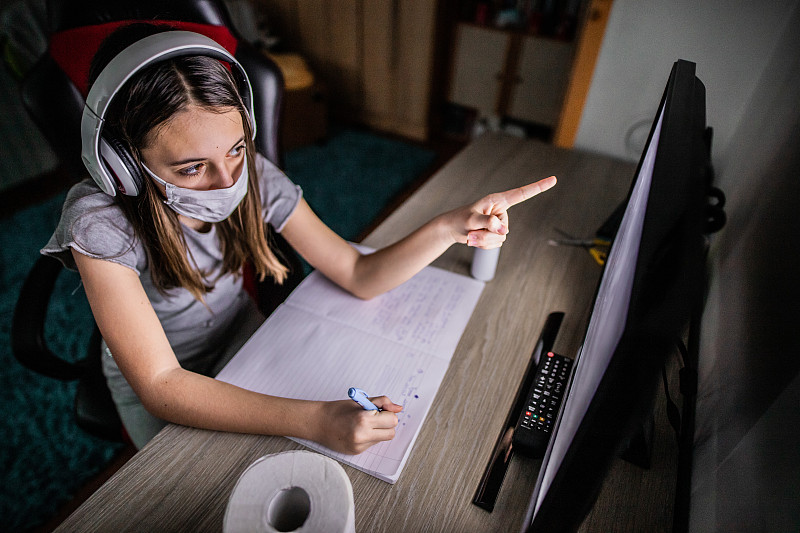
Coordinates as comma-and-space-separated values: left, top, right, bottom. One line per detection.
12, 0, 303, 442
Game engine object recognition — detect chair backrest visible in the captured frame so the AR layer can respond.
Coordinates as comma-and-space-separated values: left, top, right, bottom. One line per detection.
21, 0, 284, 174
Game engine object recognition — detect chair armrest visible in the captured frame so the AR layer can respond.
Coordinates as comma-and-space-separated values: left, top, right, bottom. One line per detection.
12, 254, 85, 380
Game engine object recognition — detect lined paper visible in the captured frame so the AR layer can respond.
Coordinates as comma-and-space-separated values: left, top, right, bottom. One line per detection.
217, 262, 484, 483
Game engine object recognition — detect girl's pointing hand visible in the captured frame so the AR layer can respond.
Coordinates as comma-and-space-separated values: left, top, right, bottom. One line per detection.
445, 176, 557, 249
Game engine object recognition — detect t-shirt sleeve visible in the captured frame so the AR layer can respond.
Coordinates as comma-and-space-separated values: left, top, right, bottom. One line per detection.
256, 152, 302, 232
40, 179, 144, 274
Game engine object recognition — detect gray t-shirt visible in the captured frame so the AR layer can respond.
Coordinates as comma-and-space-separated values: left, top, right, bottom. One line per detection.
42, 153, 302, 365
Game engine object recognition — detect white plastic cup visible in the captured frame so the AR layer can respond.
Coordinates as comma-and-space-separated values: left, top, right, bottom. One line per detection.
470, 247, 500, 281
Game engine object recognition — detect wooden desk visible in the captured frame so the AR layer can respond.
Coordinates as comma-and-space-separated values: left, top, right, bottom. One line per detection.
56, 134, 676, 532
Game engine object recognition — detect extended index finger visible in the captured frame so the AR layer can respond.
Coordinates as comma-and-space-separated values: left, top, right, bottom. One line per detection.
499, 175, 557, 209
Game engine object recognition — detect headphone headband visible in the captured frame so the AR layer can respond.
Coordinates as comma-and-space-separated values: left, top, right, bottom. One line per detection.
80, 30, 256, 196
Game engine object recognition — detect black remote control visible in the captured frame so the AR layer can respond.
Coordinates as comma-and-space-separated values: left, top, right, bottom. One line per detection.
512, 351, 573, 458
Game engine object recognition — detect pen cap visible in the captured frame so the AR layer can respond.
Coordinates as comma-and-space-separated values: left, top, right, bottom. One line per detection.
471, 247, 500, 281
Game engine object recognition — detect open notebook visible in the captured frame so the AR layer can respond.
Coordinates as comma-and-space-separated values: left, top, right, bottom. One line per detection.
216, 256, 484, 483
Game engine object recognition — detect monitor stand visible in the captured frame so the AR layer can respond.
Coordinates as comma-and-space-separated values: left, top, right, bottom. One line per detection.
620, 408, 656, 469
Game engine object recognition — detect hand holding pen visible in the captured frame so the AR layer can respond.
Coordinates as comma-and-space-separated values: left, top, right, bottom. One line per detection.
310, 389, 403, 455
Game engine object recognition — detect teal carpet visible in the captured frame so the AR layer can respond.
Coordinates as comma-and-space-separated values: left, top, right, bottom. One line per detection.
0, 127, 434, 532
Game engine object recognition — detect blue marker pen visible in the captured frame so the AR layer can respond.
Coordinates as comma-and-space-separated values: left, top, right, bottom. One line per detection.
348, 387, 380, 411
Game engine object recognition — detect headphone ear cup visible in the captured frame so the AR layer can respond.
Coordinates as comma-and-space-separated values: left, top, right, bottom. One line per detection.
99, 136, 144, 196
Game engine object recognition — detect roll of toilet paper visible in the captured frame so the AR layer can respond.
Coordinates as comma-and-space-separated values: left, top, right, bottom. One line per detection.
470, 247, 501, 281
223, 450, 355, 533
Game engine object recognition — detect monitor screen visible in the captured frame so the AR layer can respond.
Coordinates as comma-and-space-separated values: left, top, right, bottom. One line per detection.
522, 59, 709, 531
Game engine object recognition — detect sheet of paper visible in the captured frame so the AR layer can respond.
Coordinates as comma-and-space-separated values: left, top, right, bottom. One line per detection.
217, 264, 484, 483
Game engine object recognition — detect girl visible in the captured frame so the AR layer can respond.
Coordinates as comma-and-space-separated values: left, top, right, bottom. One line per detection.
43, 24, 556, 451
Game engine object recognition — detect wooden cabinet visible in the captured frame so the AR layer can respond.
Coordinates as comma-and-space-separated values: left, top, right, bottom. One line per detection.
448, 24, 508, 120
254, 0, 612, 146
439, 0, 614, 147
449, 23, 574, 129
256, 0, 436, 142
509, 34, 575, 126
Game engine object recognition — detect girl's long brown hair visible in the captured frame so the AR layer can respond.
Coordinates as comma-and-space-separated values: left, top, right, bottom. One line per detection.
89, 24, 288, 302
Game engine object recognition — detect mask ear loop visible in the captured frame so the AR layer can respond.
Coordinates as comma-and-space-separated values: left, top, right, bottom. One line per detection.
140, 163, 179, 206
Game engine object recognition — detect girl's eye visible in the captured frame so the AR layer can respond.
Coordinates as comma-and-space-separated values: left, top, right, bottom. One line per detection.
229, 144, 246, 157
178, 163, 204, 177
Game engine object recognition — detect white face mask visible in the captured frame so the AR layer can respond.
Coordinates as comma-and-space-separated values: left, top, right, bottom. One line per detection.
142, 161, 249, 223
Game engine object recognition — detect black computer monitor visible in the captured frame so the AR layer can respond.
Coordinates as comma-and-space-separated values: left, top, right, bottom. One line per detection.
521, 60, 711, 532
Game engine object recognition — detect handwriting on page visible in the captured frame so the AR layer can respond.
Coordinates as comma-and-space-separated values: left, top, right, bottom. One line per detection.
371, 277, 466, 349
286, 268, 482, 358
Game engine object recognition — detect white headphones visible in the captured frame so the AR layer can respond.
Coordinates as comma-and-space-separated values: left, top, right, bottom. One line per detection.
80, 30, 256, 196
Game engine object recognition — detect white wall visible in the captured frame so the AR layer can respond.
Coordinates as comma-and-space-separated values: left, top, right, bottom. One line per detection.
574, 0, 797, 164
574, 0, 800, 530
